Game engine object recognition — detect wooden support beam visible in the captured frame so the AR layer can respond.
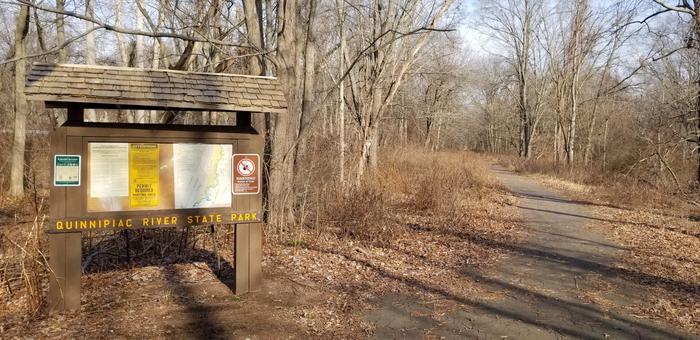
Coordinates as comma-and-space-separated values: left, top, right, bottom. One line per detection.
233, 223, 263, 294
48, 232, 82, 313
234, 223, 250, 294
249, 223, 262, 291
236, 112, 251, 127
66, 106, 84, 123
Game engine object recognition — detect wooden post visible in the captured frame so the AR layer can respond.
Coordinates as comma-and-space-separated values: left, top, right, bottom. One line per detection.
48, 107, 83, 313
233, 132, 263, 294
234, 223, 263, 294
48, 232, 82, 312
234, 223, 250, 294
249, 222, 262, 291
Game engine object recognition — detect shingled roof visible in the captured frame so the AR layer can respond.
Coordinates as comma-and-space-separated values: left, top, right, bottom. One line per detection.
24, 63, 287, 113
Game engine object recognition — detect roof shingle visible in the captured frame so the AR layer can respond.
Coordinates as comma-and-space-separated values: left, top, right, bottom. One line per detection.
24, 63, 287, 113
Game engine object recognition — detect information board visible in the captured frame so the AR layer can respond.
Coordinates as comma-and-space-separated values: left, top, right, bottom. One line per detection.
87, 142, 232, 212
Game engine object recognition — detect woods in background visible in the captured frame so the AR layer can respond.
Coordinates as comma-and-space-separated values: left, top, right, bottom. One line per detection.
474, 0, 700, 192
0, 0, 699, 229
0, 0, 465, 229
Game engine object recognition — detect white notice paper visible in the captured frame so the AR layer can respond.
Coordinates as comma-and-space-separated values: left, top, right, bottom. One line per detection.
89, 143, 129, 197
173, 144, 232, 209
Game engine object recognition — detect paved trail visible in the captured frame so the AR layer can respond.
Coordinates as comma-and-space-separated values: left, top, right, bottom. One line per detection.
368, 167, 693, 339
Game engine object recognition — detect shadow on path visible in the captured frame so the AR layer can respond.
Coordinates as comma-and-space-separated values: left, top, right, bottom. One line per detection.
362, 165, 695, 339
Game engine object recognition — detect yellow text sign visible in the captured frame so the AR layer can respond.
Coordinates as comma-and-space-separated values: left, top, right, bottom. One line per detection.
129, 143, 160, 208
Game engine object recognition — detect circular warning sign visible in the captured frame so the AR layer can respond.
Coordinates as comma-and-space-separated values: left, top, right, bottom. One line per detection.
237, 158, 255, 176
233, 154, 259, 194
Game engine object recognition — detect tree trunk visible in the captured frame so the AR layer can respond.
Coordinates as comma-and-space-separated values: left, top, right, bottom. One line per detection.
115, 0, 128, 66
355, 0, 455, 178
56, 0, 67, 63
243, 0, 266, 75
337, 0, 346, 188
85, 0, 97, 122
357, 124, 379, 183
134, 4, 147, 123
584, 33, 620, 165
243, 0, 267, 132
517, 0, 531, 159
554, 118, 560, 163
602, 118, 608, 170
695, 5, 700, 184
696, 76, 700, 184
9, 4, 30, 197
268, 0, 304, 228
53, 0, 67, 126
150, 4, 164, 123
434, 114, 443, 151
566, 73, 578, 164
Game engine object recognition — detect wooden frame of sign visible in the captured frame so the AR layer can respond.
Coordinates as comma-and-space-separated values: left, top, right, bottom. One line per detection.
25, 63, 287, 313
48, 110, 264, 312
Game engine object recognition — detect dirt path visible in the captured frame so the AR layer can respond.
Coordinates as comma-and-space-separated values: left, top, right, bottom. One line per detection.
368, 167, 693, 339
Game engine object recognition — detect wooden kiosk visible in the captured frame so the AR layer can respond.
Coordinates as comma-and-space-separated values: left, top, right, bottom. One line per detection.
24, 63, 286, 312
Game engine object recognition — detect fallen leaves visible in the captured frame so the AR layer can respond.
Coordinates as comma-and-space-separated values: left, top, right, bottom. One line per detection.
531, 173, 700, 333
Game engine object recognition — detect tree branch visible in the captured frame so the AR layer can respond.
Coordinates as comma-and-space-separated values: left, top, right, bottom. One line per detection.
652, 0, 695, 15
0, 25, 102, 65
14, 0, 251, 48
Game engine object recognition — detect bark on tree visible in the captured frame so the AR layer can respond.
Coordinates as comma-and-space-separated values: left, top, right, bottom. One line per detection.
242, 0, 273, 221
115, 0, 129, 66
9, 4, 30, 197
150, 4, 164, 123
85, 0, 97, 122
134, 3, 147, 123
243, 0, 267, 131
56, 0, 67, 63
336, 0, 346, 188
517, 2, 532, 159
695, 4, 700, 184
268, 0, 301, 227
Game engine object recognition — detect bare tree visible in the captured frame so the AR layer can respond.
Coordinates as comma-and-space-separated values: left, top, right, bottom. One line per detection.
84, 0, 97, 122
482, 0, 545, 158
9, 4, 30, 197
562, 0, 599, 164
56, 0, 67, 63
649, 0, 700, 183
115, 0, 128, 66
336, 0, 347, 188
345, 0, 456, 181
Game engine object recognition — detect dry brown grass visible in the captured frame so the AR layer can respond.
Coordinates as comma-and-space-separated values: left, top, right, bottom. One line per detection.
315, 148, 500, 247
382, 149, 492, 213
497, 155, 696, 211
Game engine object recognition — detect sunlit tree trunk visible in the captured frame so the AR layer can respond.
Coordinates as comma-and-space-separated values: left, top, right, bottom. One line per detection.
56, 0, 67, 63
115, 0, 128, 66
85, 0, 97, 122
243, 0, 266, 132
134, 4, 148, 123
337, 0, 347, 188
9, 4, 30, 197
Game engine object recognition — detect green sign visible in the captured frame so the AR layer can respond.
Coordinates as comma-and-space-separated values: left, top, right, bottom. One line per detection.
54, 155, 81, 186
